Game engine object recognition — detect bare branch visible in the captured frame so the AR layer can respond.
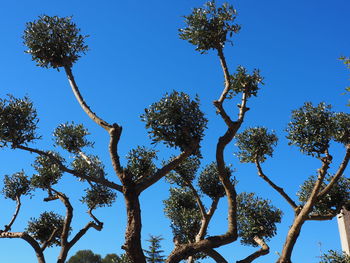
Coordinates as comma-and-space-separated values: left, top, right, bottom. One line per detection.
255, 161, 298, 210
109, 124, 124, 177
3, 196, 21, 232
237, 236, 269, 263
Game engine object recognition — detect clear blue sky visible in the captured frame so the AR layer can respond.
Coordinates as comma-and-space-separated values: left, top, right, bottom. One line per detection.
0, 0, 349, 262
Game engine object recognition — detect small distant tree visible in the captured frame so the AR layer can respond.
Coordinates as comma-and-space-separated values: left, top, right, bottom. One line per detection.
319, 250, 350, 263
143, 235, 165, 263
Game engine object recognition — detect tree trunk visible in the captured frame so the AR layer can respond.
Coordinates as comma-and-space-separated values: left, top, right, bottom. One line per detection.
123, 188, 146, 263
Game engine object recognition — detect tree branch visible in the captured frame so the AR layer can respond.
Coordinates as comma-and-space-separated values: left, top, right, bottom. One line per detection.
204, 248, 228, 263
109, 124, 124, 178
64, 66, 112, 131
236, 236, 269, 263
255, 161, 298, 210
41, 228, 59, 252
3, 196, 21, 232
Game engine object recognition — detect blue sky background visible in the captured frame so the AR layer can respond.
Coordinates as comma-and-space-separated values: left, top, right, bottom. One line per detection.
0, 0, 349, 262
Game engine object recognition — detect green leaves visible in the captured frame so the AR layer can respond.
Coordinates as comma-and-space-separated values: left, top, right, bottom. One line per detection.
297, 175, 350, 215
0, 95, 40, 147
2, 171, 32, 200
81, 184, 116, 210
54, 122, 93, 153
141, 91, 207, 155
72, 155, 106, 179
237, 192, 282, 246
179, 1, 240, 53
26, 211, 65, 247
235, 127, 278, 163
198, 162, 225, 199
23, 15, 88, 68
319, 250, 350, 263
228, 66, 263, 98
166, 156, 200, 187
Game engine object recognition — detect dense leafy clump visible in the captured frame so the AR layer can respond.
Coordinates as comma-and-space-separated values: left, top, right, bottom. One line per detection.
333, 112, 350, 145
2, 171, 31, 200
141, 91, 207, 155
31, 152, 64, 190
166, 156, 201, 187
179, 1, 240, 52
237, 192, 282, 246
319, 250, 350, 263
23, 15, 88, 68
228, 66, 263, 98
125, 146, 158, 182
297, 175, 350, 215
235, 127, 278, 163
54, 122, 93, 153
26, 211, 65, 246
71, 155, 106, 179
82, 184, 116, 210
286, 102, 335, 157
164, 188, 201, 244
0, 95, 40, 147
198, 162, 226, 199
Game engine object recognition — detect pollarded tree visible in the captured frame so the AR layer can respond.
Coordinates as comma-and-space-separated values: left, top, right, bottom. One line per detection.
235, 103, 350, 263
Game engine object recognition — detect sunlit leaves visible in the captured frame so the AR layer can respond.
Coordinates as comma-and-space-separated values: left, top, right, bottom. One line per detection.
333, 112, 350, 145
125, 146, 157, 182
2, 171, 31, 200
81, 184, 116, 210
31, 152, 64, 190
235, 127, 278, 163
297, 175, 350, 215
237, 192, 282, 246
179, 1, 240, 52
71, 155, 106, 180
166, 156, 200, 187
54, 122, 93, 153
228, 66, 263, 98
23, 15, 88, 68
198, 162, 225, 199
141, 91, 207, 155
26, 211, 65, 247
0, 95, 40, 147
163, 188, 201, 244
319, 250, 350, 263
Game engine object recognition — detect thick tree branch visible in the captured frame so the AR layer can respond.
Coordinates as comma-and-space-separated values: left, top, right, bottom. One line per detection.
15, 144, 123, 192
255, 161, 298, 210
318, 145, 350, 198
3, 196, 21, 232
237, 236, 269, 263
109, 124, 124, 178
41, 228, 59, 252
205, 248, 228, 263
305, 213, 336, 221
64, 66, 112, 131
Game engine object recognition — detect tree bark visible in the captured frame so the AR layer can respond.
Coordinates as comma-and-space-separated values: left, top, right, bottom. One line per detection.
237, 236, 269, 263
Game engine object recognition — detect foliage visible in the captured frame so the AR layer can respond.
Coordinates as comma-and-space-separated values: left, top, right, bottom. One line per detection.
81, 184, 116, 210
286, 102, 335, 157
2, 171, 31, 200
237, 192, 282, 246
26, 211, 65, 247
228, 66, 263, 98
164, 188, 201, 244
179, 0, 240, 52
23, 15, 88, 68
333, 112, 350, 145
54, 122, 93, 153
235, 127, 278, 163
297, 175, 350, 215
198, 162, 226, 199
71, 155, 106, 179
31, 152, 64, 190
67, 250, 102, 263
0, 95, 39, 147
319, 250, 350, 263
102, 254, 122, 263
143, 235, 165, 263
125, 146, 158, 182
141, 91, 207, 155
166, 156, 200, 187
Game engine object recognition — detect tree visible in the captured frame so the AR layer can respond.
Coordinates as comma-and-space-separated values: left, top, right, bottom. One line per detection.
1, 1, 349, 263
143, 235, 165, 263
67, 250, 102, 263
319, 250, 350, 263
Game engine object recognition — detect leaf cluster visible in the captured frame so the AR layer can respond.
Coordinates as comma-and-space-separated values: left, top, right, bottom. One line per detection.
286, 102, 350, 157
319, 250, 350, 263
71, 155, 106, 180
23, 15, 88, 68
26, 211, 65, 247
179, 1, 240, 52
2, 171, 32, 200
31, 152, 64, 190
198, 162, 226, 199
228, 66, 263, 98
0, 95, 40, 147
163, 188, 201, 244
54, 122, 93, 153
166, 156, 200, 187
141, 91, 207, 155
235, 127, 278, 163
81, 184, 116, 210
297, 175, 350, 215
237, 192, 282, 246
125, 146, 158, 182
